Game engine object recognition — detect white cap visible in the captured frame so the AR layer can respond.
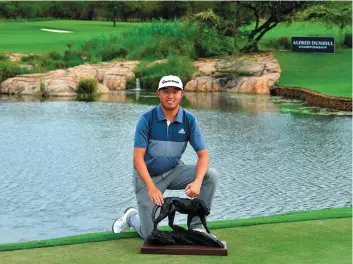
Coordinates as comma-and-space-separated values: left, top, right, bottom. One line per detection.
158, 75, 183, 90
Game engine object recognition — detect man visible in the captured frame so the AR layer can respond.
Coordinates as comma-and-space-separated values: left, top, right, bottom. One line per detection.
112, 75, 218, 240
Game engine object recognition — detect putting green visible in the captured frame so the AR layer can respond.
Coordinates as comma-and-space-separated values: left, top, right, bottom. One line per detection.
0, 217, 351, 264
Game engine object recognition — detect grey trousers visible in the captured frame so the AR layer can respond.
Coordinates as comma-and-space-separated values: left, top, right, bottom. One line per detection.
131, 163, 218, 240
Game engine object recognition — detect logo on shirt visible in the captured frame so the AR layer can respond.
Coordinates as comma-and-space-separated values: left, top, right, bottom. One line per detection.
178, 128, 186, 134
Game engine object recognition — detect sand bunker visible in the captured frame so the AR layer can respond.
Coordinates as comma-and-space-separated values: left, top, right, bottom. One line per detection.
40, 28, 73, 33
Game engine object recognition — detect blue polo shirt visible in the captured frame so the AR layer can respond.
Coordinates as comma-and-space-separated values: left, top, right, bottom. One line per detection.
134, 104, 206, 177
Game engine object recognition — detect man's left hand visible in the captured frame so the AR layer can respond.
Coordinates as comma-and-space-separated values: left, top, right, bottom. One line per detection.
185, 179, 202, 198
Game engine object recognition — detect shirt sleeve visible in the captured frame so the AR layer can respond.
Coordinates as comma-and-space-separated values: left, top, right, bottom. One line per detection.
189, 118, 206, 152
134, 116, 149, 149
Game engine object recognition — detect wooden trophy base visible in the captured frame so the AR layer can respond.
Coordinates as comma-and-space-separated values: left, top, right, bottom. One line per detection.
141, 241, 227, 256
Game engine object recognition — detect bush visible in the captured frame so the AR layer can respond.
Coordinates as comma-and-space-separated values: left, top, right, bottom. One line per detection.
0, 53, 8, 61
20, 54, 41, 63
77, 78, 98, 94
63, 50, 83, 63
101, 46, 127, 61
343, 33, 352, 48
0, 61, 33, 83
81, 20, 239, 62
47, 51, 62, 60
134, 53, 195, 90
263, 36, 291, 50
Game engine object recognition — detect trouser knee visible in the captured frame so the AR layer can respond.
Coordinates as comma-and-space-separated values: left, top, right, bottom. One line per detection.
204, 168, 218, 188
137, 200, 154, 240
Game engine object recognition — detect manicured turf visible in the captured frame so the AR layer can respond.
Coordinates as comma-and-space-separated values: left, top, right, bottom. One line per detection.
1, 20, 351, 54
1, 20, 351, 98
258, 21, 352, 44
1, 207, 351, 252
275, 49, 352, 98
0, 217, 351, 264
0, 20, 143, 53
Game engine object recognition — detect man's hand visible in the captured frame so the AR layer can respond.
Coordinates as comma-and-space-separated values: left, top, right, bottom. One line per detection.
185, 178, 202, 198
148, 186, 164, 206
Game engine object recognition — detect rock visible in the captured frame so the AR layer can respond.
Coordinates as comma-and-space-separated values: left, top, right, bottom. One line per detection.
0, 61, 139, 96
97, 83, 110, 94
1, 52, 281, 96
190, 51, 281, 95
103, 75, 127, 90
184, 76, 222, 92
0, 75, 42, 95
193, 60, 219, 75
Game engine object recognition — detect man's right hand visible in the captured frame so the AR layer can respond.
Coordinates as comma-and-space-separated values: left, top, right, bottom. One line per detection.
148, 186, 164, 206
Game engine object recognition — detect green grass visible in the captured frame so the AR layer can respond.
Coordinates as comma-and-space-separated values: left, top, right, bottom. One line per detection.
0, 207, 351, 252
275, 49, 352, 98
257, 21, 352, 47
0, 20, 143, 53
0, 217, 351, 264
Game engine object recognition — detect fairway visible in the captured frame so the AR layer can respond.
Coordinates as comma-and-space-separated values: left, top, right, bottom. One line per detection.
0, 218, 351, 264
275, 49, 352, 98
0, 20, 143, 53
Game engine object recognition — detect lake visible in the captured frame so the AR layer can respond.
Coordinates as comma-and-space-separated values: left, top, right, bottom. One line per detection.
0, 91, 351, 244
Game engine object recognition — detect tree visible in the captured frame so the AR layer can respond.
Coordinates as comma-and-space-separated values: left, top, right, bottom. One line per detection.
295, 1, 352, 46
238, 1, 310, 52
104, 1, 123, 26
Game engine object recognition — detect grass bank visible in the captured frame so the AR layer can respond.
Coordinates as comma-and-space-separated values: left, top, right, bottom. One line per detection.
275, 49, 352, 98
0, 208, 351, 264
258, 21, 352, 49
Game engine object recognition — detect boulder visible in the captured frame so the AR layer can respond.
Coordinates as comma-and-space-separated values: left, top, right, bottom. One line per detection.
103, 75, 127, 90
97, 83, 110, 94
184, 76, 222, 92
186, 52, 281, 95
0, 61, 139, 96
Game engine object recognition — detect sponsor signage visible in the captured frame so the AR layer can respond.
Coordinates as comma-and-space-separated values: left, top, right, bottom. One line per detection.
292, 36, 335, 54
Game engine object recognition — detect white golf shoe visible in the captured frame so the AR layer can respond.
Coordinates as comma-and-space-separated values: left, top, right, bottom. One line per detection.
112, 207, 138, 233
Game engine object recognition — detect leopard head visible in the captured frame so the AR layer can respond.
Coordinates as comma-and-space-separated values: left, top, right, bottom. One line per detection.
193, 198, 210, 216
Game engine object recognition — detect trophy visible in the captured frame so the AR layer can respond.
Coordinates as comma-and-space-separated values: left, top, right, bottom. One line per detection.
141, 197, 227, 256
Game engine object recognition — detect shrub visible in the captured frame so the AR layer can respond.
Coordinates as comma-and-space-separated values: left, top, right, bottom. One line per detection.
77, 78, 98, 94
63, 50, 83, 63
0, 53, 8, 61
263, 36, 291, 50
81, 20, 239, 62
278, 36, 291, 50
134, 53, 195, 90
101, 46, 127, 61
0, 61, 34, 83
47, 51, 62, 60
39, 77, 49, 98
343, 33, 352, 48
20, 54, 41, 63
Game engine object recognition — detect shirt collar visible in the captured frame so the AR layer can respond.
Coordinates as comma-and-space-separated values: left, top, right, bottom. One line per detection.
157, 104, 183, 123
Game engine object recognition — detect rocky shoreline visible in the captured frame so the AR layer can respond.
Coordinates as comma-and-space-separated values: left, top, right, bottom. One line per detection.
271, 86, 352, 111
0, 51, 351, 111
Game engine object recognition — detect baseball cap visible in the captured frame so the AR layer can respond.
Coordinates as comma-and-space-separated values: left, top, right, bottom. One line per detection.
158, 75, 183, 90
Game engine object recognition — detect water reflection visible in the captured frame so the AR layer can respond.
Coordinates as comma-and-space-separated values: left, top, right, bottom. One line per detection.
1, 91, 350, 116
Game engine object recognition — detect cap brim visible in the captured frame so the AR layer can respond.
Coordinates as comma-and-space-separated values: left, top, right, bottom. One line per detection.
158, 86, 183, 90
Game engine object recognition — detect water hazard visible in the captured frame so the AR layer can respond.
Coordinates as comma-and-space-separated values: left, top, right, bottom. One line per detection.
0, 91, 351, 243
